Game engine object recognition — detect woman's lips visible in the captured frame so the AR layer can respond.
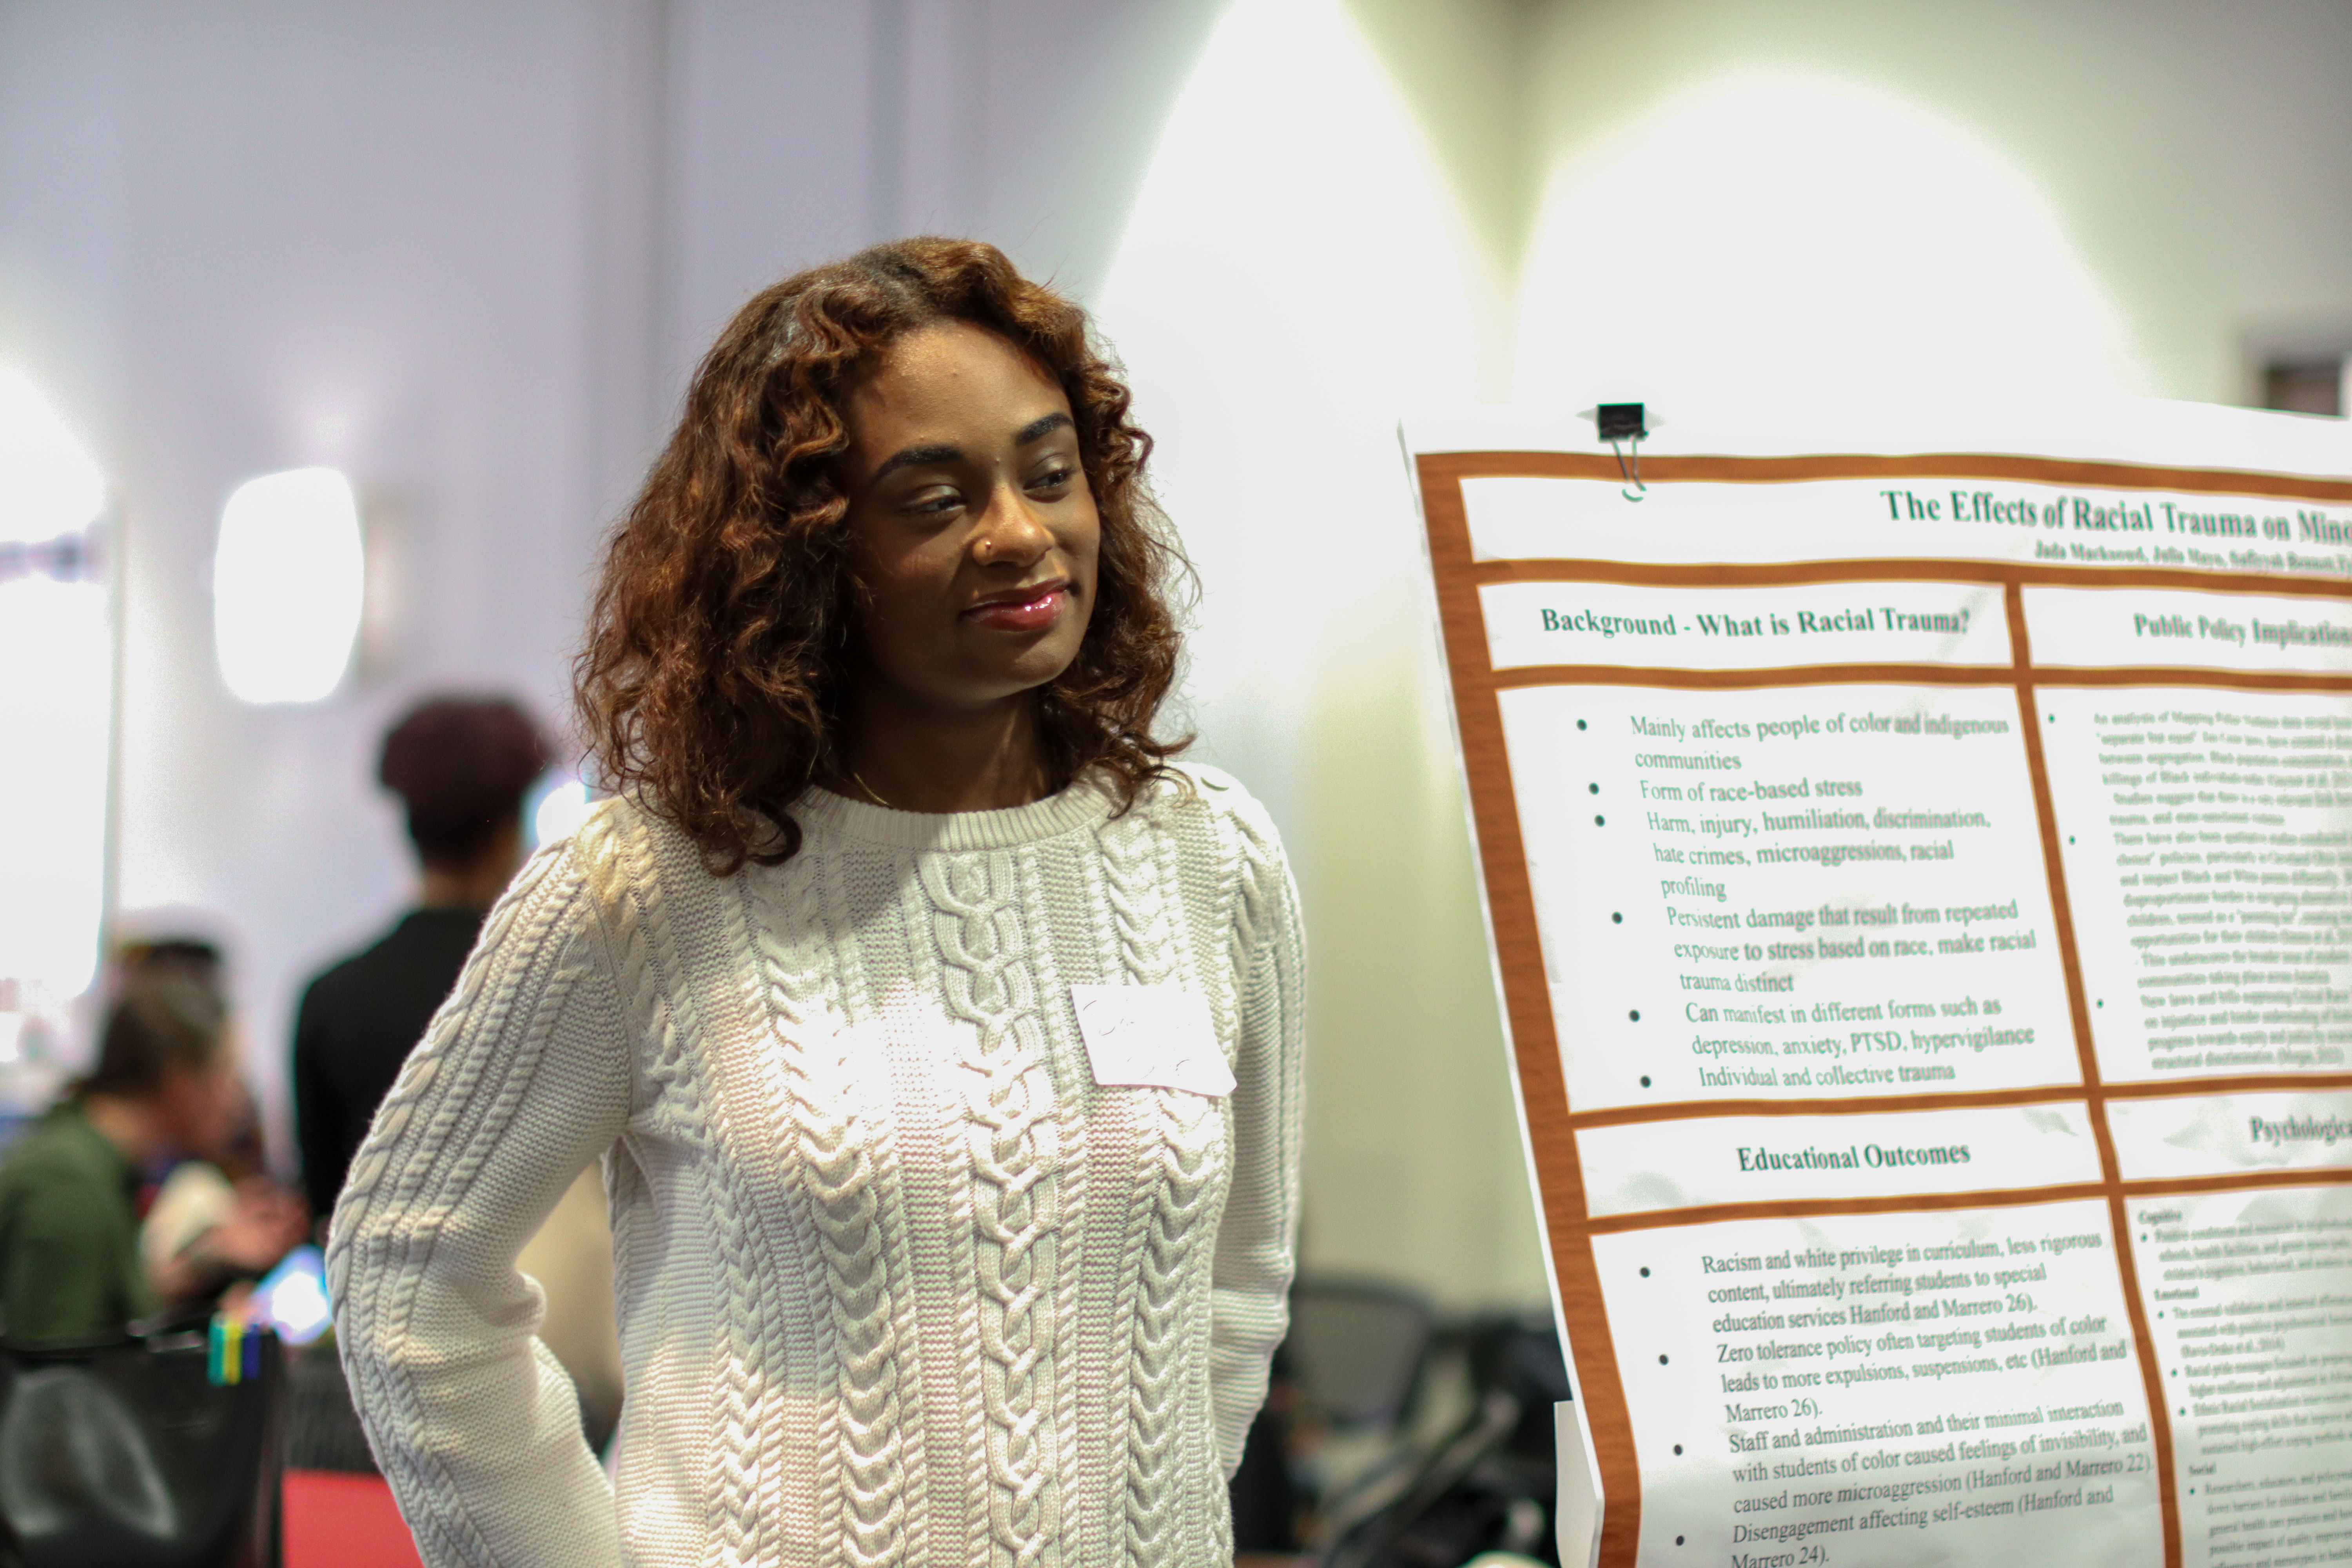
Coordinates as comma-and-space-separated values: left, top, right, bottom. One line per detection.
964, 584, 1068, 633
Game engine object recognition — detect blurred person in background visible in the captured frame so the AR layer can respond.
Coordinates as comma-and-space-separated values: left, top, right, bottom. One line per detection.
0, 975, 305, 1344
118, 935, 227, 994
292, 695, 547, 1225
293, 694, 623, 1446
115, 934, 299, 1303
119, 936, 268, 1186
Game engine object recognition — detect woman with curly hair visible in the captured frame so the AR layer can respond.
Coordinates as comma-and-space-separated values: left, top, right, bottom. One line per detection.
328, 238, 1304, 1568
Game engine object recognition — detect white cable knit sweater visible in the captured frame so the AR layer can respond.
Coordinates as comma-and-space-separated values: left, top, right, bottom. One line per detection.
327, 764, 1304, 1568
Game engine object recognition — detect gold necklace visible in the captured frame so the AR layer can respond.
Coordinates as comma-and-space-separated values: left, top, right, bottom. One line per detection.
851, 768, 891, 808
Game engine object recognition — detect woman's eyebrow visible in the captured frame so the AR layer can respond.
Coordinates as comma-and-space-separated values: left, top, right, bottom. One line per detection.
871, 442, 961, 483
871, 414, 1069, 484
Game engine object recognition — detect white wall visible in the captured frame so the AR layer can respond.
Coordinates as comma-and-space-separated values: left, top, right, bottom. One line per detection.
666, 0, 1221, 384
1512, 0, 2352, 404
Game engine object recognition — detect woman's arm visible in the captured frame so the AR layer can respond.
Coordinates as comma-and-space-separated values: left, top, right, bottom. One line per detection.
327, 842, 631, 1568
1209, 812, 1308, 1478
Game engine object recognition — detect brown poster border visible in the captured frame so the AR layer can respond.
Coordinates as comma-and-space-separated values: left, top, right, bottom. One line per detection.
2005, 577, 2181, 1564
1569, 1069, 2352, 1130
1415, 448, 2352, 1568
1579, 1166, 2352, 1237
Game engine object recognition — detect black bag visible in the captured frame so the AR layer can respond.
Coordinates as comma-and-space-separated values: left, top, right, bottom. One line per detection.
0, 1323, 283, 1568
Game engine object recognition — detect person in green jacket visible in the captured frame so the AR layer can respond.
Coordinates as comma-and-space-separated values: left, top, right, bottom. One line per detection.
0, 975, 303, 1344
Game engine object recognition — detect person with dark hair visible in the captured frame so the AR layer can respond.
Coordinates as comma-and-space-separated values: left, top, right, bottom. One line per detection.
0, 977, 304, 1343
119, 936, 227, 993
329, 238, 1305, 1568
118, 935, 272, 1183
292, 696, 548, 1222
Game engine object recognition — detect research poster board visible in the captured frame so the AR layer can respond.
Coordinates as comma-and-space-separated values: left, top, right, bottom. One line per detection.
1406, 401, 2352, 1568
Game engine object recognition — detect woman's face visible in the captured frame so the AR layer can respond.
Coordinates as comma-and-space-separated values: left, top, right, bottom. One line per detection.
839, 319, 1100, 716
157, 1046, 245, 1161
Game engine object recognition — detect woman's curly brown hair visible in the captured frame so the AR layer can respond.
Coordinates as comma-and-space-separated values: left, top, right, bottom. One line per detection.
575, 237, 1189, 873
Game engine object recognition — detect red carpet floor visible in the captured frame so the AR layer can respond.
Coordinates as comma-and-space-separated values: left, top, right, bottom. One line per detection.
285, 1470, 423, 1568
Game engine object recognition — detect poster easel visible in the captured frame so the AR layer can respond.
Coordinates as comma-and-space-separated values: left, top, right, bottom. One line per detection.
1409, 403, 2352, 1568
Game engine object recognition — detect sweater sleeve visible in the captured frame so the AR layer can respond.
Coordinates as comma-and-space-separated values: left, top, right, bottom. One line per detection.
1208, 809, 1307, 1478
326, 840, 631, 1568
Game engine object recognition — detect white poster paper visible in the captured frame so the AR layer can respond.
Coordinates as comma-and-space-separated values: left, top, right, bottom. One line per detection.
1409, 402, 2352, 1567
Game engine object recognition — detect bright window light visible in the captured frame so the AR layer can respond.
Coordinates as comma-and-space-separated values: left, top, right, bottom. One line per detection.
212, 467, 364, 704
0, 577, 113, 1008
0, 370, 110, 1022
1514, 72, 2143, 410
529, 775, 592, 849
0, 368, 103, 544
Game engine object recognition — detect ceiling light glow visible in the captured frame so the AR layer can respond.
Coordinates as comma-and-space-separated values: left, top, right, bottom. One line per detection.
1097, 0, 1483, 811
0, 576, 112, 1007
1514, 72, 2143, 409
212, 468, 364, 705
0, 369, 104, 545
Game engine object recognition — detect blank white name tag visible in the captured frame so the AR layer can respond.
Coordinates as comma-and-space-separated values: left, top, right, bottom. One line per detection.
1069, 984, 1234, 1097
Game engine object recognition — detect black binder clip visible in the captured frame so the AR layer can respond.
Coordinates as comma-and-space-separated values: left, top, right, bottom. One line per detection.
1596, 403, 1647, 501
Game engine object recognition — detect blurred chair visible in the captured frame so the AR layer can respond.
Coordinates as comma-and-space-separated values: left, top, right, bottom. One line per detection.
1234, 1276, 1437, 1559
1312, 1311, 1569, 1568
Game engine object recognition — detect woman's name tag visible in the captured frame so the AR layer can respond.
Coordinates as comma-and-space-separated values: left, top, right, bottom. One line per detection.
1068, 984, 1235, 1097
